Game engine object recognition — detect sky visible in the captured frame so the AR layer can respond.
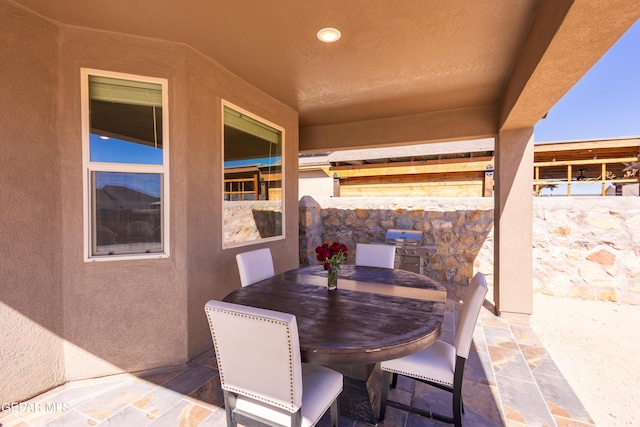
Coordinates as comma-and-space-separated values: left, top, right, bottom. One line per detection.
534, 20, 640, 143
90, 134, 163, 197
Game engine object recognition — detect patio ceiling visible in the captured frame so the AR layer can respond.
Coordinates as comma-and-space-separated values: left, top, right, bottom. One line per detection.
13, 0, 639, 149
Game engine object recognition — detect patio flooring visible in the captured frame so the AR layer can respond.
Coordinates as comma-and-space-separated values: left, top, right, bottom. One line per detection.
0, 295, 595, 427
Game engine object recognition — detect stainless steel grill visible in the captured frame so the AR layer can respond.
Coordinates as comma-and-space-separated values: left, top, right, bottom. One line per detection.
385, 229, 437, 274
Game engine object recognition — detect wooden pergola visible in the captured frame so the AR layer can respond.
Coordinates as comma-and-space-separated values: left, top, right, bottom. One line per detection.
301, 137, 640, 198
535, 138, 640, 196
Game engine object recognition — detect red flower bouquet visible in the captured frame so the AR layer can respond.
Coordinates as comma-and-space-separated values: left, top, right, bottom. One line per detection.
315, 242, 349, 270
315, 242, 348, 290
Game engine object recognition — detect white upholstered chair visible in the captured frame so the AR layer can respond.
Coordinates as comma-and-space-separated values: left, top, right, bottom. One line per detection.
204, 300, 343, 427
354, 243, 396, 269
236, 248, 275, 286
379, 272, 488, 427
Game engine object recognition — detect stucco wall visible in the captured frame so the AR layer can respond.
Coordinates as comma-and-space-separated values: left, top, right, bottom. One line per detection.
56, 23, 299, 378
56, 24, 190, 382
1, 0, 299, 402
0, 1, 65, 403
183, 48, 299, 358
300, 196, 640, 305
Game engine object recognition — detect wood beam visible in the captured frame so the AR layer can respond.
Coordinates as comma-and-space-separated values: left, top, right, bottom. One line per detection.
535, 156, 640, 167
330, 157, 494, 178
299, 107, 498, 153
534, 138, 640, 153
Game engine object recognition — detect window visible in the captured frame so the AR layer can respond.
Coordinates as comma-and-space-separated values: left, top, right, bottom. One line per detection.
82, 70, 169, 260
223, 102, 284, 247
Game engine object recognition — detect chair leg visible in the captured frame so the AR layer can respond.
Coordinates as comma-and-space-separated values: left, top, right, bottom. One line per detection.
329, 397, 339, 427
291, 409, 303, 427
383, 358, 468, 427
223, 391, 238, 427
452, 388, 462, 427
391, 372, 398, 388
452, 356, 466, 427
379, 371, 391, 421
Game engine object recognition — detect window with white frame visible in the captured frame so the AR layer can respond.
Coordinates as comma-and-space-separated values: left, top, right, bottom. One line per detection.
222, 102, 284, 248
82, 70, 169, 260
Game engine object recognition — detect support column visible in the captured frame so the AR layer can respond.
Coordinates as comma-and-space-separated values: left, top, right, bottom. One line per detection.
333, 172, 341, 197
483, 164, 494, 197
494, 128, 534, 320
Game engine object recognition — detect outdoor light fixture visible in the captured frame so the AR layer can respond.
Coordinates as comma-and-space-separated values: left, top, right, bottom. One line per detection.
317, 27, 341, 43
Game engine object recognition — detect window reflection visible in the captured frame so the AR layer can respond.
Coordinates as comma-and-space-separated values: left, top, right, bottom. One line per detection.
90, 134, 163, 164
93, 172, 162, 255
223, 104, 284, 246
85, 72, 168, 258
89, 76, 163, 164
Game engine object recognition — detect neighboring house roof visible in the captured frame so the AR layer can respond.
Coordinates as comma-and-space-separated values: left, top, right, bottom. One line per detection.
299, 136, 640, 169
299, 138, 495, 168
96, 185, 160, 210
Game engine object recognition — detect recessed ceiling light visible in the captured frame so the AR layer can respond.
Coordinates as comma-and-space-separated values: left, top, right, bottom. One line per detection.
317, 27, 341, 43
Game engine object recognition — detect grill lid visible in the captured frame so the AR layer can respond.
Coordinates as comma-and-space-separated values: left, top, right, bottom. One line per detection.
385, 229, 422, 245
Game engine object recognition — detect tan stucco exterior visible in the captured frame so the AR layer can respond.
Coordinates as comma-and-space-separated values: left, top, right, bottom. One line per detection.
1, 0, 299, 402
494, 129, 536, 319
2, 0, 639, 406
1, 1, 65, 402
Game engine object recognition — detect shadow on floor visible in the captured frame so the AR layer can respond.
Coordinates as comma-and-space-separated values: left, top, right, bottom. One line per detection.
0, 296, 594, 427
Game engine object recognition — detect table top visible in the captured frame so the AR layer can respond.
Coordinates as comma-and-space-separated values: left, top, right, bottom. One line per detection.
222, 264, 447, 365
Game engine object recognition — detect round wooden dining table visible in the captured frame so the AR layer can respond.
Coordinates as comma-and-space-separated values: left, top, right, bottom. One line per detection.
223, 264, 447, 365
222, 264, 447, 422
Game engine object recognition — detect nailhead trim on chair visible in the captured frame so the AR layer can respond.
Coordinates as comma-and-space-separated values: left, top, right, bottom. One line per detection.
381, 367, 454, 387
205, 307, 298, 413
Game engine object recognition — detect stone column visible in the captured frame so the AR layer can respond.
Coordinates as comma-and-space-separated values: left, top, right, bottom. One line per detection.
494, 128, 534, 320
299, 196, 323, 266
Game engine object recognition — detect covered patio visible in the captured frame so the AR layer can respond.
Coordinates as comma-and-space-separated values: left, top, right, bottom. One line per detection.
0, 294, 595, 426
2, 0, 639, 424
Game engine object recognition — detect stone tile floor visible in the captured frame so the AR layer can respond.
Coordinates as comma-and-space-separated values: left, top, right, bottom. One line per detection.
0, 298, 594, 427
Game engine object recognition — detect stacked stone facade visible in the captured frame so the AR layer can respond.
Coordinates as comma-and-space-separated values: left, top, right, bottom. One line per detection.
532, 197, 640, 304
299, 196, 640, 305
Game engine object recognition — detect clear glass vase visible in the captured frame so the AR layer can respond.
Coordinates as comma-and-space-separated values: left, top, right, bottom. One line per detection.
327, 266, 338, 291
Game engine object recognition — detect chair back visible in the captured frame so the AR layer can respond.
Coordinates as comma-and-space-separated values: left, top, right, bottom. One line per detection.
454, 272, 488, 359
355, 243, 396, 269
236, 248, 275, 286
204, 300, 303, 413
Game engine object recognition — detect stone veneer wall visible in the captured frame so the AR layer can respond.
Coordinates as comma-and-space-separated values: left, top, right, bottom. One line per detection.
299, 196, 640, 305
224, 201, 283, 243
